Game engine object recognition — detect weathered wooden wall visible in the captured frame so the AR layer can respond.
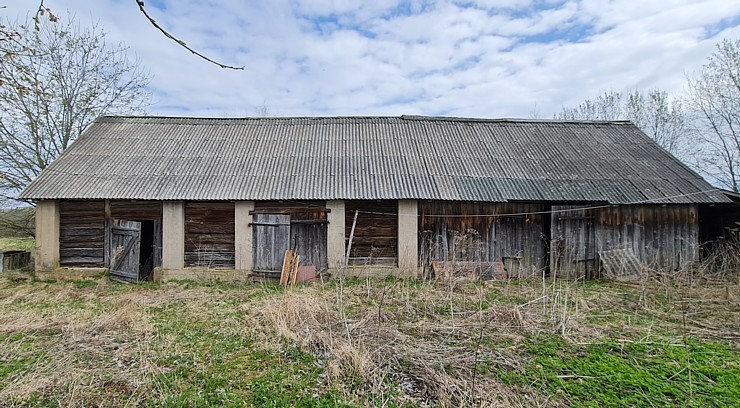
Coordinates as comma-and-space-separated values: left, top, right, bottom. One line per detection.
419, 202, 546, 275
252, 201, 328, 276
552, 204, 699, 279
110, 201, 162, 220
59, 200, 105, 267
550, 206, 596, 279
184, 202, 235, 268
597, 204, 699, 270
345, 200, 398, 265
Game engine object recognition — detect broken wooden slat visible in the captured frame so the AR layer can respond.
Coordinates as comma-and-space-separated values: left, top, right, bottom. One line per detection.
288, 254, 300, 286
279, 249, 294, 286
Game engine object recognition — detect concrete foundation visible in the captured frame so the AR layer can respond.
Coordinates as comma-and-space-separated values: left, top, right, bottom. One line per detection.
35, 267, 105, 281
235, 201, 255, 272
326, 200, 346, 270
35, 200, 60, 270
158, 267, 252, 282
162, 201, 184, 272
397, 200, 419, 275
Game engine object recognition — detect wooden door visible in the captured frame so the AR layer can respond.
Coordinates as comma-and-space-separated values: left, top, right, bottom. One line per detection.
290, 221, 328, 271
109, 223, 141, 283
252, 214, 291, 276
551, 206, 596, 279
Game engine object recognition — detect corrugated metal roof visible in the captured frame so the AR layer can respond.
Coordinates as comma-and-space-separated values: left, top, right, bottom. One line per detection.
19, 115, 730, 204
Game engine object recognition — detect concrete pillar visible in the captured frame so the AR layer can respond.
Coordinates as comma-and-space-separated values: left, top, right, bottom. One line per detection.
398, 200, 419, 273
162, 201, 184, 271
326, 200, 346, 269
235, 201, 254, 272
35, 200, 59, 270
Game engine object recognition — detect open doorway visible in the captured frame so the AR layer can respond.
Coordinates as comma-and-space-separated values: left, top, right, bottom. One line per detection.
108, 219, 161, 283
138, 220, 155, 280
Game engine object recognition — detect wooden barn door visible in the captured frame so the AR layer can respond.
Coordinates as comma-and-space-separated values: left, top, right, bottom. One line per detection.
109, 221, 141, 283
252, 214, 291, 276
290, 220, 328, 271
551, 206, 596, 279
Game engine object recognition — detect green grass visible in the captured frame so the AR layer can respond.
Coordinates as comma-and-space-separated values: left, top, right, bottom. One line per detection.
499, 336, 739, 407
0, 277, 737, 407
0, 236, 34, 252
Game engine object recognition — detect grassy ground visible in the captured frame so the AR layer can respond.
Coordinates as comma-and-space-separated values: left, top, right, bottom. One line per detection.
0, 237, 34, 252
0, 273, 737, 407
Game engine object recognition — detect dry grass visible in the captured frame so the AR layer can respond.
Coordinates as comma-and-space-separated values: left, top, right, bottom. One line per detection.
0, 280, 161, 407
249, 278, 568, 407
247, 271, 740, 407
0, 278, 230, 407
0, 268, 738, 407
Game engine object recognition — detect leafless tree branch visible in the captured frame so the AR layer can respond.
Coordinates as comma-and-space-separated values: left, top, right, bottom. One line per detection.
0, 15, 152, 206
134, 0, 244, 70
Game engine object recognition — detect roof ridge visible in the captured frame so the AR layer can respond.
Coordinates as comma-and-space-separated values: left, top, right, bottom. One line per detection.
98, 115, 634, 125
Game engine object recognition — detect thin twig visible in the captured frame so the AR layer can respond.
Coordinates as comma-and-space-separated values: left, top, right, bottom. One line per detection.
134, 0, 244, 70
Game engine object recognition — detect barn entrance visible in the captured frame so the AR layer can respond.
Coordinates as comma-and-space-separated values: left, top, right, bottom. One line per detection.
550, 205, 597, 279
250, 205, 328, 279
108, 220, 161, 283
106, 201, 163, 283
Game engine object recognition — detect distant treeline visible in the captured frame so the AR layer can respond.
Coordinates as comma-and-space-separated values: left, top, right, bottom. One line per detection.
0, 208, 34, 237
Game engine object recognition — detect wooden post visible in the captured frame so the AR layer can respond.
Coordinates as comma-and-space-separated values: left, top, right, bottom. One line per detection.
345, 210, 358, 265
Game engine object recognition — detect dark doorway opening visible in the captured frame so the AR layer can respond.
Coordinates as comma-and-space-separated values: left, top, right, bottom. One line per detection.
139, 220, 155, 281
543, 204, 552, 276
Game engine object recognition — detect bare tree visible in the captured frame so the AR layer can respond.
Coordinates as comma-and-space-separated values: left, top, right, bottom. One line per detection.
687, 39, 740, 193
557, 90, 625, 121
0, 16, 151, 206
556, 89, 688, 156
626, 90, 688, 156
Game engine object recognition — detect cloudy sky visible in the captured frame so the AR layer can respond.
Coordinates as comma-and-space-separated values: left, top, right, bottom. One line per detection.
3, 0, 740, 118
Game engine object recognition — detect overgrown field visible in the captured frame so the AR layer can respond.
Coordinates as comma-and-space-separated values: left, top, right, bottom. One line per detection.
0, 273, 738, 407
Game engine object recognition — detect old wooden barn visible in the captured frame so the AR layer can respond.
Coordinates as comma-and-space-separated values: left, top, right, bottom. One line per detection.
20, 116, 734, 282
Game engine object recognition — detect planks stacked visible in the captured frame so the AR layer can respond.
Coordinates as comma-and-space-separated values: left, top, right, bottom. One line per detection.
279, 250, 300, 286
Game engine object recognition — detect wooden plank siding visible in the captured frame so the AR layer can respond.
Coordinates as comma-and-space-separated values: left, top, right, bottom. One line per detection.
59, 200, 106, 267
595, 204, 698, 271
110, 201, 162, 220
184, 202, 236, 268
252, 201, 328, 274
552, 204, 699, 279
419, 202, 546, 277
344, 200, 398, 265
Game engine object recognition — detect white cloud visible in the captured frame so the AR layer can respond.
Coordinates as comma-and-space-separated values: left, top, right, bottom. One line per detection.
2, 0, 739, 118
